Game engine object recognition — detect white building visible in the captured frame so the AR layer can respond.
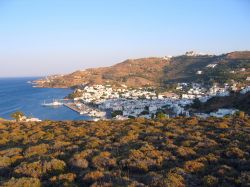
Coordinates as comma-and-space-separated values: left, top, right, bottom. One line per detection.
210, 108, 238, 118
196, 71, 203, 75
206, 64, 217, 68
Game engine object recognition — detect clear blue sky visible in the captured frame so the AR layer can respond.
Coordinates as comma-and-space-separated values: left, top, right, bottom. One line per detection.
0, 0, 249, 77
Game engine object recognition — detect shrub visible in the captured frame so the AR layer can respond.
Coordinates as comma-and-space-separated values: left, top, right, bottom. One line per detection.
69, 149, 93, 170
52, 140, 71, 150
11, 111, 25, 122
184, 160, 205, 173
24, 144, 49, 158
57, 173, 76, 182
217, 122, 229, 129
69, 157, 88, 169
164, 169, 185, 187
85, 137, 103, 149
225, 147, 245, 159
176, 146, 196, 158
237, 111, 245, 119
14, 159, 66, 178
43, 159, 66, 174
0, 138, 9, 146
83, 170, 104, 183
1, 177, 41, 187
185, 118, 199, 125
92, 151, 116, 169
121, 152, 142, 171
120, 131, 139, 144
50, 173, 77, 186
121, 148, 162, 172
156, 112, 167, 120
14, 161, 43, 178
0, 156, 12, 168
0, 148, 23, 157
203, 175, 219, 186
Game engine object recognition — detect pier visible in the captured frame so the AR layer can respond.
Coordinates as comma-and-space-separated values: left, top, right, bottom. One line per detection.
63, 103, 82, 114
63, 102, 106, 118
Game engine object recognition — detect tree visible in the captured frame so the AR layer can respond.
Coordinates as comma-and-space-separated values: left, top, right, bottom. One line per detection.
192, 98, 202, 108
11, 111, 25, 122
156, 112, 167, 120
111, 110, 123, 118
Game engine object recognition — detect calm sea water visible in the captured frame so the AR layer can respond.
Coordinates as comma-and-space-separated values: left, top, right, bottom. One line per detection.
0, 77, 91, 120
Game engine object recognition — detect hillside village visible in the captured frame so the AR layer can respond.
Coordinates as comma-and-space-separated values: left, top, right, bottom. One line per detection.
69, 82, 250, 120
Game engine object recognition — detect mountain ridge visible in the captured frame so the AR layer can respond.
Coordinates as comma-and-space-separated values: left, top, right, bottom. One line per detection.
34, 51, 250, 88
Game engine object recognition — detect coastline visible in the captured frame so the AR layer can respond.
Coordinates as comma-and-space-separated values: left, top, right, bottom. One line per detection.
0, 77, 91, 121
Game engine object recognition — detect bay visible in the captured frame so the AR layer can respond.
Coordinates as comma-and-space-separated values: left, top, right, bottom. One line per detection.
0, 77, 91, 120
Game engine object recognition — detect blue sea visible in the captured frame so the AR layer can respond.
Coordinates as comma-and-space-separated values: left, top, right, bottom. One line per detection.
0, 77, 91, 120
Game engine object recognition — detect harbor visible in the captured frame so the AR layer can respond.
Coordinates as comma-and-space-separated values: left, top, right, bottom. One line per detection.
42, 99, 106, 120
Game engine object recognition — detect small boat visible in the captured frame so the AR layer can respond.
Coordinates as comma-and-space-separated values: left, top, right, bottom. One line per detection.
80, 111, 85, 115
41, 100, 63, 107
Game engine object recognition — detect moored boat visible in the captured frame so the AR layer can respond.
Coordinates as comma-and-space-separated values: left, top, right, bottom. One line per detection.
41, 100, 63, 107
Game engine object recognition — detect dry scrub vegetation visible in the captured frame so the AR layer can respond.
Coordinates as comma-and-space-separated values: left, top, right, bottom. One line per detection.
0, 115, 249, 186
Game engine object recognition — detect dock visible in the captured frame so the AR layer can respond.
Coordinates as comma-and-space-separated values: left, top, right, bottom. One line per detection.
63, 102, 106, 118
64, 103, 82, 114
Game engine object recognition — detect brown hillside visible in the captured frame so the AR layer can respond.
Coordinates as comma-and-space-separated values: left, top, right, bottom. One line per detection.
163, 55, 219, 83
34, 51, 250, 88
35, 57, 170, 88
226, 51, 250, 59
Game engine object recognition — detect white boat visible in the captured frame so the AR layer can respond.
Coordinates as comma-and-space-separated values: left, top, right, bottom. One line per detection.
41, 100, 63, 107
80, 111, 87, 115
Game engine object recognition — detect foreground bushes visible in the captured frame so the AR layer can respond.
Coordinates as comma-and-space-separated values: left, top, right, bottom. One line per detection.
14, 159, 66, 178
1, 177, 41, 187
0, 116, 249, 186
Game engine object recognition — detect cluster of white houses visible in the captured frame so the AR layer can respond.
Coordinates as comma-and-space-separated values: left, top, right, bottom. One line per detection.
71, 83, 250, 120
179, 83, 232, 101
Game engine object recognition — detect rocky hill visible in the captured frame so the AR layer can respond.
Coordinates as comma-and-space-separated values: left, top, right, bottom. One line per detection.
35, 57, 170, 88
163, 51, 250, 84
34, 51, 250, 88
